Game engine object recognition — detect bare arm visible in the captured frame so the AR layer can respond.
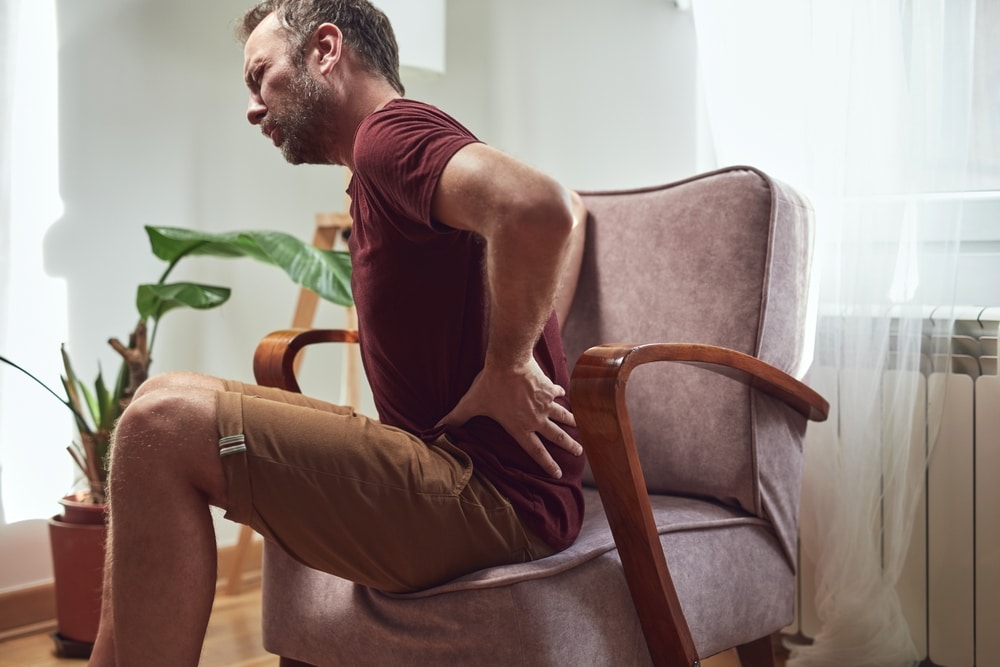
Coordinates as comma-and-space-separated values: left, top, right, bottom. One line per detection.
432, 143, 584, 478
556, 191, 587, 328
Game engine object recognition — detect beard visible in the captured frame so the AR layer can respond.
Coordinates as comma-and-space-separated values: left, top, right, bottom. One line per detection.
269, 67, 337, 165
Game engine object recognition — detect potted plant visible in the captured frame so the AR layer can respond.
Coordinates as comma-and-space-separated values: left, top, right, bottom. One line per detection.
0, 225, 352, 657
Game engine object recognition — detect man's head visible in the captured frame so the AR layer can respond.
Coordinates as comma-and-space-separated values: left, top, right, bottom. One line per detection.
242, 11, 339, 164
238, 0, 404, 96
240, 1, 404, 166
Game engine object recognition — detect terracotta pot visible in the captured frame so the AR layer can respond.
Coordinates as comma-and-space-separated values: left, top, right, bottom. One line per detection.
48, 492, 107, 656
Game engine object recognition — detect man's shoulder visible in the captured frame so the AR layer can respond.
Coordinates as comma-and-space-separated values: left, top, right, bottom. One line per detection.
353, 98, 480, 181
356, 99, 474, 150
366, 98, 463, 125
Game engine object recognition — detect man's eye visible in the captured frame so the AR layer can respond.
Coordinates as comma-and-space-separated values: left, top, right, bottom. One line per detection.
246, 67, 262, 90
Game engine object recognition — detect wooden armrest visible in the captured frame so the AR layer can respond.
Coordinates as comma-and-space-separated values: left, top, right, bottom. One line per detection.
569, 342, 829, 666
575, 343, 829, 423
253, 328, 359, 392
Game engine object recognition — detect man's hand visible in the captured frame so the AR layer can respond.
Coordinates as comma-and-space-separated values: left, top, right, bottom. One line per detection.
436, 358, 583, 479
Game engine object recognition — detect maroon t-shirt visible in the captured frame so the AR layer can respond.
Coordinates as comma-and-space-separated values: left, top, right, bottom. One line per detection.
347, 98, 584, 551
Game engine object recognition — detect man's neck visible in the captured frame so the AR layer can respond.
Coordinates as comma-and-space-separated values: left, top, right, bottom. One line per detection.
336, 84, 401, 170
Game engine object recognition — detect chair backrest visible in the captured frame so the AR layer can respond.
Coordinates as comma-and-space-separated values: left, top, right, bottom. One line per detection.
561, 166, 814, 561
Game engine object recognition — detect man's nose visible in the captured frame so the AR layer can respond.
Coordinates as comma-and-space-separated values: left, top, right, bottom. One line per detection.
247, 95, 266, 125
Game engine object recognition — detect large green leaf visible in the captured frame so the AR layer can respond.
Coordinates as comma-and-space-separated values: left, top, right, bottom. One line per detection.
247, 230, 354, 307
146, 226, 353, 306
136, 282, 232, 321
146, 227, 271, 263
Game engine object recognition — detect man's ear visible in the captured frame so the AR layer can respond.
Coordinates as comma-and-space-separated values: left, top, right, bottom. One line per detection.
312, 23, 343, 74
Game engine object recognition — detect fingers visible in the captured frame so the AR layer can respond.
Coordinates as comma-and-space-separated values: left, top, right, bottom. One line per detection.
523, 401, 583, 480
435, 392, 473, 430
520, 432, 564, 479
548, 401, 576, 428
520, 418, 584, 479
434, 407, 457, 430
540, 418, 583, 457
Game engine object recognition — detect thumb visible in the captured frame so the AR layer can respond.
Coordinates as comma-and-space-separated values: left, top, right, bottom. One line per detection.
435, 396, 470, 430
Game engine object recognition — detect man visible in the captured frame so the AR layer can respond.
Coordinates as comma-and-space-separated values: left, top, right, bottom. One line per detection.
90, 1, 586, 664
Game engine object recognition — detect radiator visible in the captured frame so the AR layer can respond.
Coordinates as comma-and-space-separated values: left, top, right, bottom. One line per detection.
790, 310, 1000, 667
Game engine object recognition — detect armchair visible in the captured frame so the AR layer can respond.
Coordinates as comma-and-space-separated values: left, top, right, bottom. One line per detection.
252, 166, 828, 666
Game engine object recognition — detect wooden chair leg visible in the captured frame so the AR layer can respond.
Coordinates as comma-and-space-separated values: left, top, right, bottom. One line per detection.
735, 634, 775, 667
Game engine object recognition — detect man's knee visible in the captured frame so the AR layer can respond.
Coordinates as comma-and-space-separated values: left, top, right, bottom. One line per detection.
109, 384, 226, 501
113, 385, 218, 466
132, 371, 225, 403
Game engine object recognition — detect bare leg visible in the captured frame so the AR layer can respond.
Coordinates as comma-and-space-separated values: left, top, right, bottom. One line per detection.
89, 372, 229, 667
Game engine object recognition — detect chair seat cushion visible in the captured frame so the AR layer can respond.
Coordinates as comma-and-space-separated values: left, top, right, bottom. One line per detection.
262, 488, 795, 665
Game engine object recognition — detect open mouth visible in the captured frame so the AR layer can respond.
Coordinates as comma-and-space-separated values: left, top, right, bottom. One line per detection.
262, 121, 282, 146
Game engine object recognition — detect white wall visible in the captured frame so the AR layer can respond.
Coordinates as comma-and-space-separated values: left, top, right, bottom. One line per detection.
0, 0, 698, 593
404, 0, 698, 190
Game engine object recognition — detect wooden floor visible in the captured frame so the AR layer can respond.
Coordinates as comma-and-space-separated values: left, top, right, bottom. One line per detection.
0, 583, 782, 666
0, 585, 278, 667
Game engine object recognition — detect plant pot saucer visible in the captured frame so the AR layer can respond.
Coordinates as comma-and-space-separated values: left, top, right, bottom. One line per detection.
51, 631, 94, 659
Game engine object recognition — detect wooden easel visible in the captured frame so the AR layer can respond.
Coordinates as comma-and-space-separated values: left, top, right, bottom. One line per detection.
288, 209, 361, 406
225, 183, 359, 595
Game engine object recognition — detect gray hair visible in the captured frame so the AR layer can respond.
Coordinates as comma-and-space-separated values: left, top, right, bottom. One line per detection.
238, 0, 404, 95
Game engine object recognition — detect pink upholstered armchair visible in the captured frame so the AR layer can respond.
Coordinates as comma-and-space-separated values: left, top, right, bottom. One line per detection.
252, 166, 829, 666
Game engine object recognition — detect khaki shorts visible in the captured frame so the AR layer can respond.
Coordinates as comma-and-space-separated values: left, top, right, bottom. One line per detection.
216, 380, 553, 593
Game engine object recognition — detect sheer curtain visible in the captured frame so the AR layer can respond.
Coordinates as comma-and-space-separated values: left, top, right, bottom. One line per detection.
1, 6, 11, 352
0, 0, 70, 525
692, 1, 984, 665
0, 0, 13, 527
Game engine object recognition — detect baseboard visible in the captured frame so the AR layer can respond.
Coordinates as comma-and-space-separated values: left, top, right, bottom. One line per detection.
0, 538, 263, 642
0, 583, 55, 642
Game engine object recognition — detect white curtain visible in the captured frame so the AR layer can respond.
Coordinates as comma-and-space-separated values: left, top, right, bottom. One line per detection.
0, 0, 71, 525
1, 4, 12, 344
0, 0, 14, 527
692, 1, 990, 665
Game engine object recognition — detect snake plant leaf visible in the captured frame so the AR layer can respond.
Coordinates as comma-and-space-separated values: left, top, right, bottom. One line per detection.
76, 374, 101, 430
69, 366, 118, 433
145, 226, 353, 307
136, 282, 232, 321
60, 345, 95, 433
112, 355, 129, 407
93, 367, 120, 432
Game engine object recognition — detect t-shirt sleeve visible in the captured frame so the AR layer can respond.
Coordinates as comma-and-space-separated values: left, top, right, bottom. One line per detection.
352, 104, 479, 228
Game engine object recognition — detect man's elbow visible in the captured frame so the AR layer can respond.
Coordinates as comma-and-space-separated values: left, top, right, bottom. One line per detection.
517, 181, 577, 243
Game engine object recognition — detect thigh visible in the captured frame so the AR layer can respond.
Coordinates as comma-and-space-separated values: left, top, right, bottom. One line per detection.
216, 382, 539, 593
225, 378, 355, 413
